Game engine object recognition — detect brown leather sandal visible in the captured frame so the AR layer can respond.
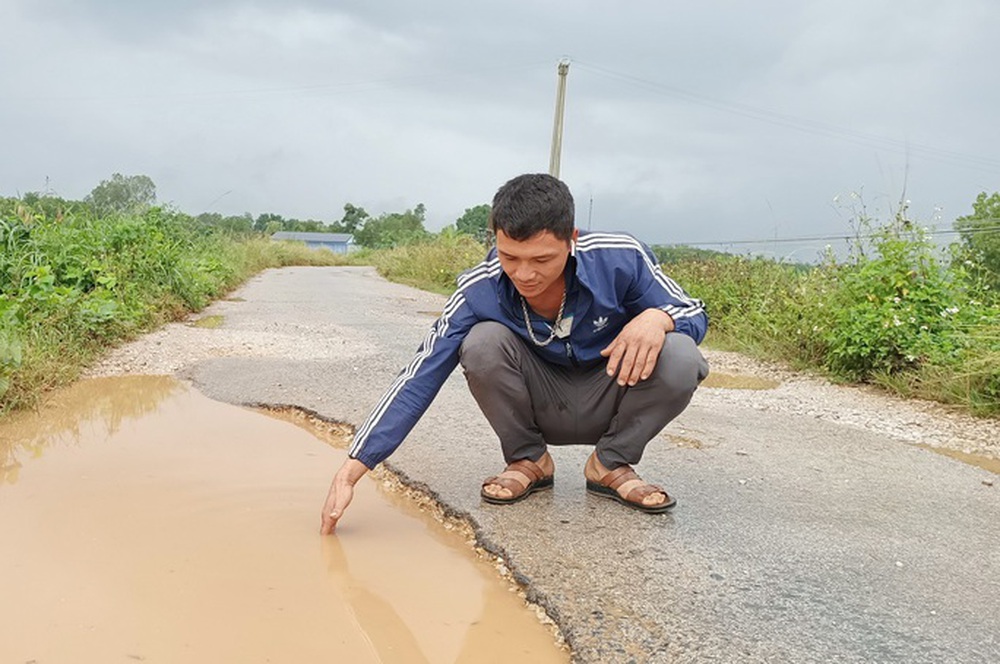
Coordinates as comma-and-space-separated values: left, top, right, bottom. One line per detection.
481, 456, 554, 505
585, 454, 675, 513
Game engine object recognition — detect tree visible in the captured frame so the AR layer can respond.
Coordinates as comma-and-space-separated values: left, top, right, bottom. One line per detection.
218, 213, 254, 235
195, 211, 253, 235
954, 191, 1000, 295
196, 212, 223, 227
254, 212, 285, 233
85, 173, 157, 216
287, 218, 327, 232
455, 204, 491, 243
353, 204, 429, 249
334, 203, 369, 234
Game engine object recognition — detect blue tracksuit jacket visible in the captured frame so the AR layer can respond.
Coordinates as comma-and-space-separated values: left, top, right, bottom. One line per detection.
349, 231, 708, 468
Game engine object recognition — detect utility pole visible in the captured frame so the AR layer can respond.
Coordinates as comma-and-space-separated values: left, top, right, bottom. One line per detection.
548, 59, 570, 178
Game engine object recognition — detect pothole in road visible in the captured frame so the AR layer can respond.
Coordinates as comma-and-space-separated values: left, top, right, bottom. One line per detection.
913, 443, 1000, 477
0, 376, 569, 663
188, 314, 225, 328
701, 372, 781, 390
664, 433, 710, 449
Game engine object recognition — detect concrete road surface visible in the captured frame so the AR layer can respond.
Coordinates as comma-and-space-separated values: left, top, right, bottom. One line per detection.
180, 266, 999, 663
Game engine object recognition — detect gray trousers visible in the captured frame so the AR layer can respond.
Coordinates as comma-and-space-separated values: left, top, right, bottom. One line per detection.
459, 322, 709, 470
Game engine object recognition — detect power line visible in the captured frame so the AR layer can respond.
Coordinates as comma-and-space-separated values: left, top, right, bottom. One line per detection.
672, 223, 1000, 248
573, 61, 1000, 173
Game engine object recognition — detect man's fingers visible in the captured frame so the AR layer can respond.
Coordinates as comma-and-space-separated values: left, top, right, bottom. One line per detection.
636, 345, 653, 384
603, 341, 624, 377
320, 488, 342, 535
321, 513, 336, 535
321, 484, 355, 535
632, 346, 659, 385
639, 331, 668, 381
616, 344, 641, 385
624, 345, 650, 385
320, 458, 368, 536
639, 344, 659, 381
320, 497, 339, 534
604, 320, 668, 385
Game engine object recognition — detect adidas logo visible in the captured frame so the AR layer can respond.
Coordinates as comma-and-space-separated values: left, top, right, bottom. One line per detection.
592, 316, 609, 332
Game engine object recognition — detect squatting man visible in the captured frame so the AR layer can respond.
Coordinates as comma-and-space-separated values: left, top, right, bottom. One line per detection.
321, 173, 709, 533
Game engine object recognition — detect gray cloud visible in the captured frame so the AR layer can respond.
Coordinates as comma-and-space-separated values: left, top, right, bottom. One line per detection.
2, 0, 998, 255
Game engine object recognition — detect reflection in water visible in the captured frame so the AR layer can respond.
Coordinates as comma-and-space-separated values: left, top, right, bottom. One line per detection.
0, 376, 179, 485
321, 509, 564, 663
274, 408, 569, 662
323, 537, 431, 664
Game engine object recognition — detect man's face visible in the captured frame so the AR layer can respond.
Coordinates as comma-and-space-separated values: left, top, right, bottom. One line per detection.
495, 228, 578, 299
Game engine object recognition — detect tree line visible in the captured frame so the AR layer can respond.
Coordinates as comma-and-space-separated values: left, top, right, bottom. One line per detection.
14, 173, 1000, 286
29, 173, 491, 251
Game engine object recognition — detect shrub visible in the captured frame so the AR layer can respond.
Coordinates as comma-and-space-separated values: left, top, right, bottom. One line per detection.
0, 197, 343, 413
359, 231, 486, 295
821, 220, 958, 379
662, 208, 998, 415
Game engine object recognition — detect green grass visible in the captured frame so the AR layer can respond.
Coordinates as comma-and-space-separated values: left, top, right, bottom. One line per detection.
355, 229, 999, 419
664, 224, 999, 417
5, 194, 995, 421
344, 233, 486, 295
0, 199, 346, 414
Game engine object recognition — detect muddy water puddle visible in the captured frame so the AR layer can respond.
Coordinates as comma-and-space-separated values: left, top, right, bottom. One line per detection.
188, 314, 225, 328
701, 372, 780, 390
0, 376, 568, 663
914, 443, 1000, 476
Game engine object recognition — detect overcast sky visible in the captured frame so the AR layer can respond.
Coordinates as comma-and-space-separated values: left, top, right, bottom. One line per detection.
2, 0, 998, 259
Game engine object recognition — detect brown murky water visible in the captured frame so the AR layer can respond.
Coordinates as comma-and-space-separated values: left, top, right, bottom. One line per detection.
914, 443, 1000, 476
189, 314, 225, 328
0, 377, 568, 663
701, 372, 780, 390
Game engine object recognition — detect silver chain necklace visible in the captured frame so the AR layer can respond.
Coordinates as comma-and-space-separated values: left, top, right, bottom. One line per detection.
520, 288, 567, 347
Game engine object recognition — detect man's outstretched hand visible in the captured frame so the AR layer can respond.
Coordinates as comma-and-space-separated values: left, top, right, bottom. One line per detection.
320, 458, 370, 535
600, 308, 675, 386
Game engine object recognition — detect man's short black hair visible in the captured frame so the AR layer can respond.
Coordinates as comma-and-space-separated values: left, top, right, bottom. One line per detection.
489, 173, 575, 242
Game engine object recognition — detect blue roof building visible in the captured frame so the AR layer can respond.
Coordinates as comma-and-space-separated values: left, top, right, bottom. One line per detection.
270, 231, 356, 254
